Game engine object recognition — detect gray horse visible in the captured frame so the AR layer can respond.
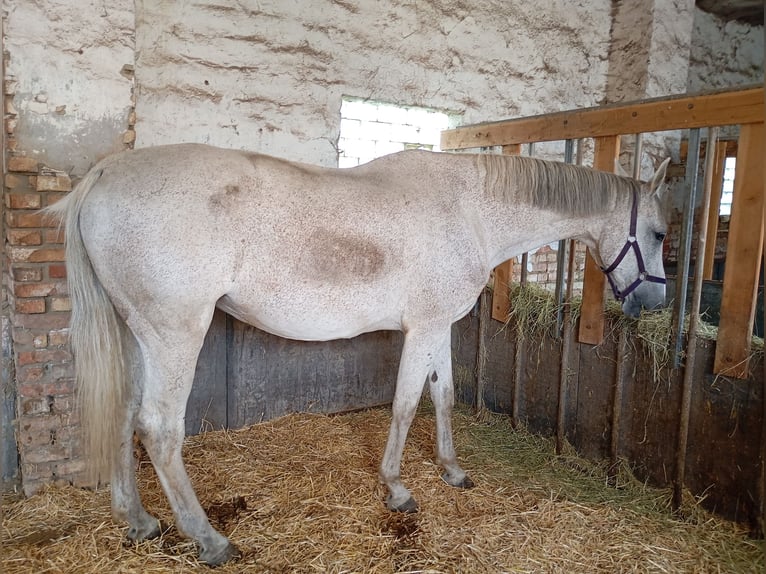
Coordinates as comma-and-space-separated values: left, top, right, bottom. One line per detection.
48, 144, 668, 565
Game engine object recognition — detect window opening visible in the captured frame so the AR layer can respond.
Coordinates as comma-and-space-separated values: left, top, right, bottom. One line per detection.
719, 156, 736, 216
338, 97, 460, 167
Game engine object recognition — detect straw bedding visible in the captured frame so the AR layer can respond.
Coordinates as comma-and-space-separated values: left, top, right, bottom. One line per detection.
3, 405, 762, 573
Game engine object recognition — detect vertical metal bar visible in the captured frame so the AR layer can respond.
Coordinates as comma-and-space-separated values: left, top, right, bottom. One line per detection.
555, 139, 581, 454
671, 128, 701, 369
513, 144, 536, 425
555, 140, 575, 335
632, 134, 643, 179
673, 127, 719, 510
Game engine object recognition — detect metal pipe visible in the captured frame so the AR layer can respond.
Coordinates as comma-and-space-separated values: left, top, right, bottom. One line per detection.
673, 127, 719, 510
632, 134, 643, 180
555, 140, 576, 336
671, 128, 701, 369
555, 139, 579, 453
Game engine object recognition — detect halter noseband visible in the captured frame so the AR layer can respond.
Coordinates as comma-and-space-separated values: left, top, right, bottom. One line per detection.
600, 188, 665, 302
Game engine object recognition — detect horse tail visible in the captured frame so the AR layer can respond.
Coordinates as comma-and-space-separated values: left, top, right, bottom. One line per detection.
46, 164, 129, 484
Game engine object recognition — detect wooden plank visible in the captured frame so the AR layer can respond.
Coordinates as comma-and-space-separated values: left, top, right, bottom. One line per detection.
441, 86, 763, 150
491, 262, 513, 322
714, 122, 765, 378
187, 310, 229, 435
227, 321, 402, 428
490, 144, 521, 322
702, 141, 729, 280
578, 136, 621, 345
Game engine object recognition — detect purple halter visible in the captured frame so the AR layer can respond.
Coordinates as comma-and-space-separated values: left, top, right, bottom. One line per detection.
601, 188, 666, 302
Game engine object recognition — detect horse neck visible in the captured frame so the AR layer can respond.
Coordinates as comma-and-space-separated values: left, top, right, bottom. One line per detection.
476, 188, 604, 270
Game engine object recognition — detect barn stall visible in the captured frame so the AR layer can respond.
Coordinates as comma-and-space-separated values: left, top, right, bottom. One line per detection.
2, 0, 765, 572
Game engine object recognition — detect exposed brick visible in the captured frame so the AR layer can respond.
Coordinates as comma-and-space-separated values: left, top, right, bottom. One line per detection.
48, 264, 67, 279
11, 266, 43, 282
6, 210, 57, 228
44, 228, 65, 244
7, 229, 42, 246
12, 312, 71, 330
36, 173, 72, 192
23, 444, 72, 465
6, 246, 66, 263
14, 281, 65, 298
6, 193, 42, 209
14, 298, 46, 314
5, 173, 23, 188
48, 328, 70, 346
8, 156, 39, 172
16, 364, 45, 384
52, 395, 75, 414
17, 349, 72, 367
11, 328, 38, 346
50, 297, 72, 312
21, 396, 53, 416
123, 129, 136, 144
18, 378, 75, 398
44, 193, 68, 207
33, 334, 48, 348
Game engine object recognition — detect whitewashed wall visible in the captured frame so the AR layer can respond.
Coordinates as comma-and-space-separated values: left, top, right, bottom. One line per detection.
687, 9, 764, 92
4, 0, 134, 176
134, 0, 614, 166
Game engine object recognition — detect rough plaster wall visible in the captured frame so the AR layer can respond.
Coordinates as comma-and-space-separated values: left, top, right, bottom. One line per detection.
687, 8, 764, 92
4, 0, 134, 176
135, 0, 613, 166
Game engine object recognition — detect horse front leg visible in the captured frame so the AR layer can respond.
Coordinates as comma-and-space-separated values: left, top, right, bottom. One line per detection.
428, 334, 474, 489
380, 326, 447, 512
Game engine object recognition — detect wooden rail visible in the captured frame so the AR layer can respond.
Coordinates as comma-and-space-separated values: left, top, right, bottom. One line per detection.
441, 86, 764, 378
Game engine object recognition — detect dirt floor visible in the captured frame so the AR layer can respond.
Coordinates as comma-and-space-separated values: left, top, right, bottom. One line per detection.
3, 404, 763, 573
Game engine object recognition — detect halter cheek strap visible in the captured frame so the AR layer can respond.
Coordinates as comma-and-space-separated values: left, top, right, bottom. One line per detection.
600, 189, 666, 302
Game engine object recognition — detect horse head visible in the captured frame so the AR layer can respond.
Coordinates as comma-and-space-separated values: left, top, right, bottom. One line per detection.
595, 158, 670, 318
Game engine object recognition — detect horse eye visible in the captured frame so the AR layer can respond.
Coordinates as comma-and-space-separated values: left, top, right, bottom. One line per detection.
655, 232, 666, 242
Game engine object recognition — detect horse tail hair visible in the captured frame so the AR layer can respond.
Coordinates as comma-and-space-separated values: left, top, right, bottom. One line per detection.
45, 165, 129, 484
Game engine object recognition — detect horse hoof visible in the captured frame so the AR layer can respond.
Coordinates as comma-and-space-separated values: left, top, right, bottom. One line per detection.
126, 520, 161, 542
200, 541, 240, 567
388, 496, 419, 514
442, 472, 475, 489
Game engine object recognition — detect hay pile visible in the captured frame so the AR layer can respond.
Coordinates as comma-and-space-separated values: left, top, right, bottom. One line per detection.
3, 405, 762, 573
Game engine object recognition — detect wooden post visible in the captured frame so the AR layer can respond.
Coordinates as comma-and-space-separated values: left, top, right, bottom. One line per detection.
714, 122, 765, 378
578, 135, 621, 345
702, 141, 729, 280
490, 144, 522, 322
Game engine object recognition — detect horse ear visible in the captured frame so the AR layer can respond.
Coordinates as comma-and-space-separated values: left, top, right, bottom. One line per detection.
648, 158, 671, 198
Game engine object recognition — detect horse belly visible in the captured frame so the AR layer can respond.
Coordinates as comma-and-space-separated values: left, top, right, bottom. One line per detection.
217, 288, 402, 342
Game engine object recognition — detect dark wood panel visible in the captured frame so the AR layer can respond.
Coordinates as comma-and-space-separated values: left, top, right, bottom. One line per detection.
620, 344, 683, 487
187, 309, 229, 435
686, 339, 763, 527
227, 321, 402, 429
452, 312, 480, 407
521, 333, 560, 436
481, 320, 515, 413
571, 334, 617, 460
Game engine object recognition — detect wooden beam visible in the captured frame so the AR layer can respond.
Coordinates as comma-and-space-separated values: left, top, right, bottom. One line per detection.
490, 144, 521, 322
702, 141, 729, 280
442, 87, 764, 150
578, 135, 621, 345
714, 122, 765, 378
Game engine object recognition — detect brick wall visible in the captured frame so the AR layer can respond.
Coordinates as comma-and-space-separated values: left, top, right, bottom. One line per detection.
511, 242, 589, 295
3, 76, 87, 494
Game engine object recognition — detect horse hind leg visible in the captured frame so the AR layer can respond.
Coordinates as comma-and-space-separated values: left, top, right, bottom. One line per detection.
134, 325, 238, 566
428, 336, 474, 490
111, 395, 161, 542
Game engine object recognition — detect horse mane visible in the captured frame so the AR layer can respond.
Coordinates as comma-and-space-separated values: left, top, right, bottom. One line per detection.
481, 154, 639, 215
